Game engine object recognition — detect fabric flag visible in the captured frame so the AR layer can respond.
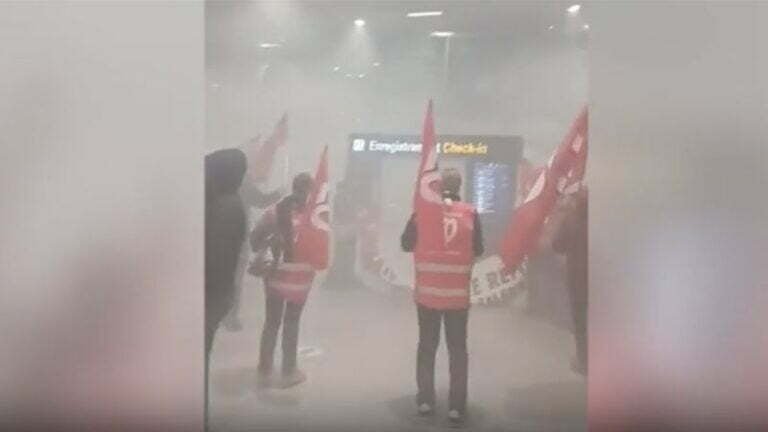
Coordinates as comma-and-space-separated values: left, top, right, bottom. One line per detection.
300, 145, 330, 270
523, 166, 546, 198
413, 100, 445, 254
249, 113, 288, 183
550, 106, 588, 195
500, 106, 588, 271
514, 158, 544, 208
560, 111, 588, 195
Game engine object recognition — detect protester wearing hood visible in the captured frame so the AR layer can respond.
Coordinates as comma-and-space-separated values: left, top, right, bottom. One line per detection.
205, 148, 247, 360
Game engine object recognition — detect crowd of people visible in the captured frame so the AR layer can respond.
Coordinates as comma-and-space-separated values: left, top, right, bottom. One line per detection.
204, 143, 588, 427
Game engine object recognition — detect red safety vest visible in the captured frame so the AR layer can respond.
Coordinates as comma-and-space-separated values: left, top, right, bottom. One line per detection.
414, 201, 475, 310
264, 207, 316, 305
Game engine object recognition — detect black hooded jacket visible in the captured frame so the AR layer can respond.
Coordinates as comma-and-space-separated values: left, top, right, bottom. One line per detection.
205, 148, 247, 316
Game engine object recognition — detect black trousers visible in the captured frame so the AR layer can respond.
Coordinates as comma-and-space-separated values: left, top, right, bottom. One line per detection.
416, 305, 469, 413
205, 294, 230, 432
258, 285, 305, 374
224, 241, 251, 321
205, 293, 232, 362
568, 287, 588, 368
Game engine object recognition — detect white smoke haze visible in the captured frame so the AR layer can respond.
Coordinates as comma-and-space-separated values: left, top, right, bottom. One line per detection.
2, 2, 766, 432
0, 2, 204, 430
206, 1, 588, 176
207, 2, 588, 431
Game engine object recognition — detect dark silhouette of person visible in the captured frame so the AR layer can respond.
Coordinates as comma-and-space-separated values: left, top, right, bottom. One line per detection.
552, 188, 588, 376
204, 148, 247, 429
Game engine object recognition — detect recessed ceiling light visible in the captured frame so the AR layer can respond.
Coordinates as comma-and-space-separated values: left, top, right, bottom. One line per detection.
260, 43, 280, 48
430, 31, 455, 38
548, 25, 555, 30
373, 62, 381, 67
567, 4, 581, 14
333, 66, 340, 72
354, 19, 365, 27
407, 11, 443, 18
583, 24, 590, 30
358, 74, 365, 78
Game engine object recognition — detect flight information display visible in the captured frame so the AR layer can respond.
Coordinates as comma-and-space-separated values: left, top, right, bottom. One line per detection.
472, 162, 514, 215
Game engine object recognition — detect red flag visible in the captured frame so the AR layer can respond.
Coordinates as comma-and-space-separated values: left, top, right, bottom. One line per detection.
249, 113, 287, 183
514, 159, 542, 208
499, 164, 558, 270
299, 145, 330, 270
550, 106, 588, 194
413, 100, 445, 254
500, 107, 588, 271
523, 166, 546, 197
560, 112, 588, 195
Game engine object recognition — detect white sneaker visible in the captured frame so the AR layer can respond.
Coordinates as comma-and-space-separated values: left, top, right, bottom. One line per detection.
276, 369, 307, 389
418, 403, 433, 416
448, 409, 464, 424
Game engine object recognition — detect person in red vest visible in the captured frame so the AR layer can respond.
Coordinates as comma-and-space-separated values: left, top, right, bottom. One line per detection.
249, 172, 315, 389
401, 168, 484, 425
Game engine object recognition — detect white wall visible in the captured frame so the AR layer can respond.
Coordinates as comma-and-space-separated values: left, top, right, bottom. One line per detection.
0, 3, 204, 430
589, 3, 768, 429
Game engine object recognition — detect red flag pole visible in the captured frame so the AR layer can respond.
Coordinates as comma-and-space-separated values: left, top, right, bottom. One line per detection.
302, 145, 330, 269
250, 113, 288, 184
413, 99, 445, 254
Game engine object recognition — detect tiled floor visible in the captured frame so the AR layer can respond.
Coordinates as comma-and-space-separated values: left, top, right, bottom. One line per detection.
209, 280, 586, 432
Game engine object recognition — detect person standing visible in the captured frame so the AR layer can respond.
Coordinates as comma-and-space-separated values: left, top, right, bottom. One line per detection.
222, 181, 282, 332
249, 172, 315, 389
552, 188, 588, 376
401, 168, 483, 425
205, 148, 248, 429
205, 148, 248, 360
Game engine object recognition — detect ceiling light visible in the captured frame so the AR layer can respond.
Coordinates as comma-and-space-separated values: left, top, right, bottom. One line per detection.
358, 74, 365, 79
373, 62, 381, 67
407, 11, 443, 18
430, 31, 455, 38
345, 73, 353, 78
583, 24, 590, 30
260, 42, 280, 48
567, 4, 581, 14
333, 66, 340, 71
354, 19, 365, 27
548, 25, 555, 30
